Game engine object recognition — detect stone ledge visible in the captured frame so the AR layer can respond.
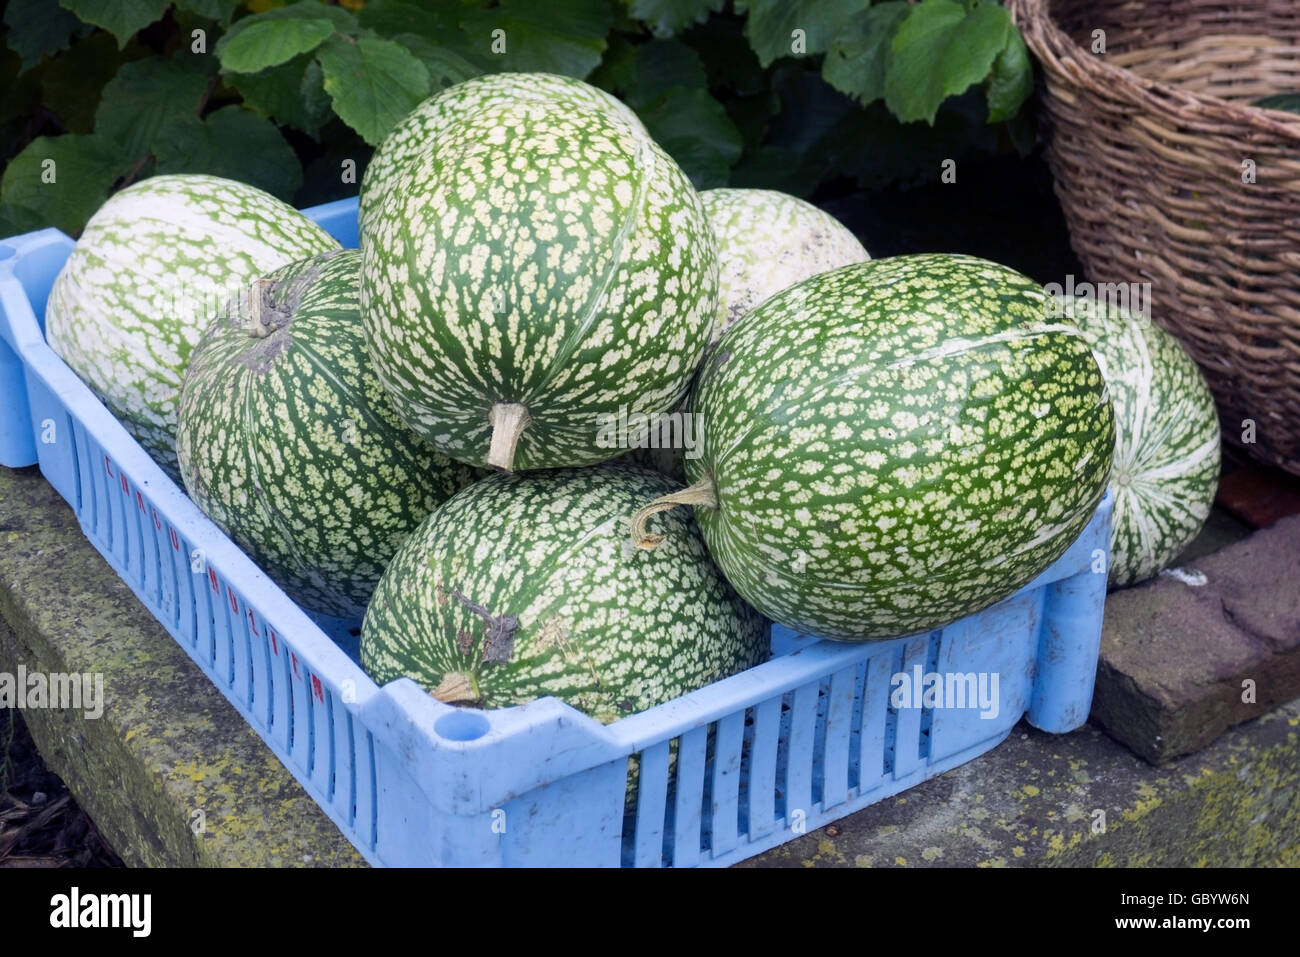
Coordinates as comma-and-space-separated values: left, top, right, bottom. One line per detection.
3, 461, 1298, 867
0, 465, 363, 867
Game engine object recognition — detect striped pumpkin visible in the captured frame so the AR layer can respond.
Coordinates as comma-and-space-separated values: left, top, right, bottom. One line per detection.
361, 465, 769, 723
359, 73, 718, 472
176, 250, 480, 619
1057, 296, 1220, 586
359, 72, 645, 234
633, 254, 1115, 641
46, 174, 339, 481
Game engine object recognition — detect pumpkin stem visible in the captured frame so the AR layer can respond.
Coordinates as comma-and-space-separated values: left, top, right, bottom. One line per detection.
246, 278, 276, 339
486, 402, 531, 471
433, 671, 479, 704
629, 476, 718, 550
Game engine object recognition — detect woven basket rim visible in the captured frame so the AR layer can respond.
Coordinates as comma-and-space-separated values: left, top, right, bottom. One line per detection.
1008, 0, 1300, 142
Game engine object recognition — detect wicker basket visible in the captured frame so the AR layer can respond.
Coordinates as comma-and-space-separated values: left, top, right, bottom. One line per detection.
1008, 0, 1300, 475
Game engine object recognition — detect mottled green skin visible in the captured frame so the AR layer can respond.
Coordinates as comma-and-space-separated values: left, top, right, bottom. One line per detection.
359, 74, 718, 470
361, 466, 769, 723
176, 250, 480, 620
685, 254, 1115, 641
359, 72, 645, 234
1058, 297, 1220, 587
46, 174, 339, 483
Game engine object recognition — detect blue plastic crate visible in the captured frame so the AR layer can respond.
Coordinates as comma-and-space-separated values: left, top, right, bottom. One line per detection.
0, 196, 1112, 867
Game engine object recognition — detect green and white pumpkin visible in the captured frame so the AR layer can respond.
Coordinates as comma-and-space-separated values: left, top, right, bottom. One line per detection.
359, 72, 645, 233
46, 174, 339, 481
1057, 296, 1220, 587
361, 466, 769, 723
360, 73, 718, 472
701, 188, 870, 342
176, 250, 480, 620
632, 254, 1115, 642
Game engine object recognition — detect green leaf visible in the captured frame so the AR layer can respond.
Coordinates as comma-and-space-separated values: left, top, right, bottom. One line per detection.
153, 105, 303, 200
37, 30, 128, 133
358, 0, 490, 71
459, 0, 614, 78
823, 2, 910, 107
0, 134, 134, 235
0, 203, 47, 238
4, 0, 92, 73
625, 38, 707, 105
626, 0, 722, 39
94, 56, 211, 161
392, 34, 483, 90
237, 0, 355, 30
589, 34, 638, 93
985, 25, 1032, 123
1255, 93, 1300, 113
742, 0, 863, 68
357, 0, 457, 37
174, 0, 241, 22
685, 16, 766, 94
217, 16, 335, 73
316, 34, 430, 146
57, 0, 172, 48
636, 86, 742, 188
229, 52, 333, 138
767, 66, 855, 155
884, 0, 1011, 125
216, 0, 357, 60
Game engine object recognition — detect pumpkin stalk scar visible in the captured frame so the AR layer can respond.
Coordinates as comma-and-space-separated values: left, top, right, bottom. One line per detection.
433, 671, 479, 704
245, 278, 277, 339
246, 256, 337, 340
630, 475, 719, 549
486, 401, 531, 472
450, 588, 519, 663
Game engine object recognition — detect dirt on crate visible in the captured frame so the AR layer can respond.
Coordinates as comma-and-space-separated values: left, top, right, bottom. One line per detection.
1, 710, 123, 868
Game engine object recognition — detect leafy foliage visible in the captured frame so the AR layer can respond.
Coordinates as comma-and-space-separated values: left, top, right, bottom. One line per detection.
1, 0, 1037, 236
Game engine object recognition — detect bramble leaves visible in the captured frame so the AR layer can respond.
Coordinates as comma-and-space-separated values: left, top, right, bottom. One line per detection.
638, 86, 742, 188
823, 2, 910, 108
884, 0, 1012, 124
4, 0, 92, 73
153, 105, 303, 199
57, 0, 171, 48
229, 53, 333, 138
1, 0, 1038, 235
742, 0, 862, 68
0, 134, 133, 234
986, 25, 1033, 123
316, 35, 430, 147
216, 16, 335, 73
626, 0, 722, 39
174, 0, 242, 23
95, 57, 211, 161
459, 0, 614, 78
